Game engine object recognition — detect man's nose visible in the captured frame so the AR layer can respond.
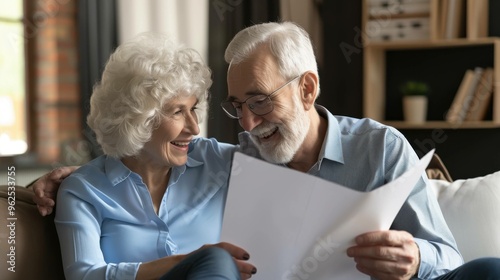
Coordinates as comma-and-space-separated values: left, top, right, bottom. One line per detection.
238, 105, 262, 132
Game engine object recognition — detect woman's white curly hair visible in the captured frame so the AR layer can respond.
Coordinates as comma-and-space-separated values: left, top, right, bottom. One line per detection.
87, 32, 212, 158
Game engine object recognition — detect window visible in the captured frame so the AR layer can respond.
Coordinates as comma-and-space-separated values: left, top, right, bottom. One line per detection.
0, 0, 27, 156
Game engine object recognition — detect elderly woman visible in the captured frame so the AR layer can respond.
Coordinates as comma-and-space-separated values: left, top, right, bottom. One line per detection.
54, 33, 255, 280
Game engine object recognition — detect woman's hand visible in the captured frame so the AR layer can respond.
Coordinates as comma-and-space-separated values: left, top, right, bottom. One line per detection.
137, 242, 257, 280
201, 242, 257, 279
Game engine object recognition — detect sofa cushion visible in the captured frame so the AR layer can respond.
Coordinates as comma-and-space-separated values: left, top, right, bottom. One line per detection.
0, 185, 65, 280
429, 171, 500, 262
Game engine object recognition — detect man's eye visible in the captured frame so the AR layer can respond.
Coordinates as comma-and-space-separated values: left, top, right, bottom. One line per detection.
251, 96, 268, 106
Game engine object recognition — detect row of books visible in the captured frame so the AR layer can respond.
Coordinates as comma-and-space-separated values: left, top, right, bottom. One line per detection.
446, 67, 494, 123
435, 0, 489, 39
366, 0, 431, 41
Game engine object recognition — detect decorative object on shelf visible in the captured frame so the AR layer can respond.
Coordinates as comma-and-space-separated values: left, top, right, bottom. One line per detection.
365, 0, 432, 42
400, 81, 429, 124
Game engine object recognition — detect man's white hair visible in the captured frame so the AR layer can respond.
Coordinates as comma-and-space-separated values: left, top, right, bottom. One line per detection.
225, 21, 320, 96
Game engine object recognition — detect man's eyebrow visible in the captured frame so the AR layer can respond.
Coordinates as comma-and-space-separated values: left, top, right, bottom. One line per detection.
227, 91, 266, 102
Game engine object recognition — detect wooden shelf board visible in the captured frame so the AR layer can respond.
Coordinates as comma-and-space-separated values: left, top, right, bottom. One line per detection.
364, 37, 500, 50
382, 121, 500, 129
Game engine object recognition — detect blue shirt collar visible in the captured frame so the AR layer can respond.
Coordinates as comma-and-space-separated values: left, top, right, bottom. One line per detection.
104, 156, 132, 186
315, 105, 344, 165
102, 144, 205, 187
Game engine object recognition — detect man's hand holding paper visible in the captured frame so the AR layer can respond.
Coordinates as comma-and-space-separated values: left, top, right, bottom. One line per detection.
347, 230, 420, 280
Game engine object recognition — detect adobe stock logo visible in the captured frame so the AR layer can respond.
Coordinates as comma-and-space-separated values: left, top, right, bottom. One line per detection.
282, 232, 341, 280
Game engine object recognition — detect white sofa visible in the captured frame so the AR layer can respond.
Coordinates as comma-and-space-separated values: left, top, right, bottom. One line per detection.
428, 168, 500, 262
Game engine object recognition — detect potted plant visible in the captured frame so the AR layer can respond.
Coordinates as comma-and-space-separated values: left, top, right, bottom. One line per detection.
400, 81, 429, 124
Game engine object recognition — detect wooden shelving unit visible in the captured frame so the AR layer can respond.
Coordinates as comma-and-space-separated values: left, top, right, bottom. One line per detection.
362, 0, 500, 129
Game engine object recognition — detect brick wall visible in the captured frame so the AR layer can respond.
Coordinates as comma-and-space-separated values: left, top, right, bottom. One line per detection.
29, 0, 85, 166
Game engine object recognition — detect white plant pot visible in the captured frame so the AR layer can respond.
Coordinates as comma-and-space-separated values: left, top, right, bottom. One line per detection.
403, 96, 427, 124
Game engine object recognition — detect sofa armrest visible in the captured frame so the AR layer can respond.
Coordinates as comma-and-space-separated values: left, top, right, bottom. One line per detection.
0, 185, 65, 280
426, 153, 453, 182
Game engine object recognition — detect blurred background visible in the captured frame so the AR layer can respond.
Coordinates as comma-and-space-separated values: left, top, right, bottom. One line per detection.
1, 0, 363, 185
4, 0, 497, 185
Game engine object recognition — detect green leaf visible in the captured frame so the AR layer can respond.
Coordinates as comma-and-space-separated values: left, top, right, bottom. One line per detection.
400, 81, 429, 96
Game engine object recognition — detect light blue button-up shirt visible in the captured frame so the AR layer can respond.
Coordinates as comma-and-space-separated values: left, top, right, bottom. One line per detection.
238, 105, 464, 279
55, 138, 236, 280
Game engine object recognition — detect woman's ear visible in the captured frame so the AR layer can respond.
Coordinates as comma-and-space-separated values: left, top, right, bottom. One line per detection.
300, 71, 319, 111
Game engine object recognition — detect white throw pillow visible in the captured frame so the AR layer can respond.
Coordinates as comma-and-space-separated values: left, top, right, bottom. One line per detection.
429, 171, 500, 262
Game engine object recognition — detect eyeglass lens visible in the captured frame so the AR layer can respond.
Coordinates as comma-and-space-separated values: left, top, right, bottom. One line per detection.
223, 95, 273, 118
221, 74, 301, 119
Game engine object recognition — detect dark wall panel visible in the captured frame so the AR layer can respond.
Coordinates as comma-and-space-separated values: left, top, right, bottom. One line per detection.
319, 1, 363, 118
402, 128, 500, 179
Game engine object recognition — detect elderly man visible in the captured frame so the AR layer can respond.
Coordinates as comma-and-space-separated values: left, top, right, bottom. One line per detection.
33, 22, 500, 279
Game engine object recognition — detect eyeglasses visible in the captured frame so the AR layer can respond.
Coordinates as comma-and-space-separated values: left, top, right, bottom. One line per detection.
221, 75, 301, 119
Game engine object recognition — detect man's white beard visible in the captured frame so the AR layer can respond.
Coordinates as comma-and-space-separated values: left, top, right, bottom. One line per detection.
250, 100, 310, 164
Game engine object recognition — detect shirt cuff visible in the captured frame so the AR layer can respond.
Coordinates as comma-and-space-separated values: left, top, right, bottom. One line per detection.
106, 262, 141, 280
414, 238, 435, 279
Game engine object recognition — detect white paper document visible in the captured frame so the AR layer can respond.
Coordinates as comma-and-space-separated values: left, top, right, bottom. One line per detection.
221, 150, 435, 280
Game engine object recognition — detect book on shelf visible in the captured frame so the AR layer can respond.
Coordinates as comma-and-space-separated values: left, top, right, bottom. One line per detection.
445, 0, 466, 39
438, 0, 449, 39
446, 67, 483, 123
464, 68, 494, 121
437, 0, 466, 39
466, 0, 489, 38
